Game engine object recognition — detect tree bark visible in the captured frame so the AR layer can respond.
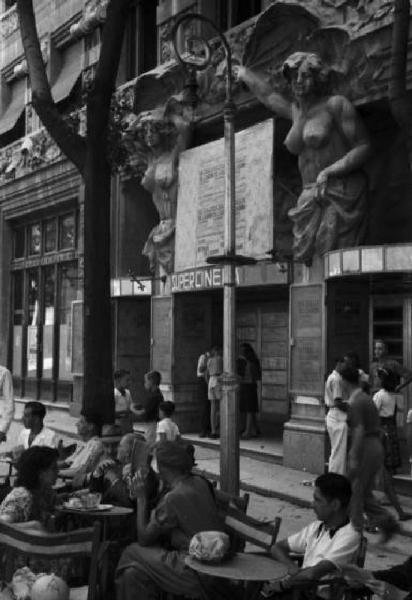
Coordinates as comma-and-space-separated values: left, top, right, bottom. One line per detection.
17, 0, 86, 173
16, 0, 133, 424
389, 0, 412, 139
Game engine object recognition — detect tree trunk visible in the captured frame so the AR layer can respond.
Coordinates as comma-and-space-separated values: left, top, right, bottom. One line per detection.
16, 0, 133, 424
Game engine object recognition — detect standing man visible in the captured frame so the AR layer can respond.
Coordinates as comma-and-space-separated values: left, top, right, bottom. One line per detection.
196, 350, 210, 438
0, 365, 14, 443
370, 339, 412, 394
324, 357, 347, 475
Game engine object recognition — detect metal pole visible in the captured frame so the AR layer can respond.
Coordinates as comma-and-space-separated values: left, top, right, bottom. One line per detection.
220, 99, 239, 495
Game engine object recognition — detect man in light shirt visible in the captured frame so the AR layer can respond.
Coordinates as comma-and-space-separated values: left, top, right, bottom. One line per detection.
263, 473, 360, 599
0, 365, 15, 443
324, 358, 347, 475
16, 401, 57, 450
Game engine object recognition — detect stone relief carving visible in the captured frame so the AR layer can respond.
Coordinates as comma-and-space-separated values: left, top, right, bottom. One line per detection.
0, 127, 62, 182
70, 0, 108, 38
236, 9, 373, 265
120, 99, 192, 275
0, 4, 18, 38
158, 4, 197, 65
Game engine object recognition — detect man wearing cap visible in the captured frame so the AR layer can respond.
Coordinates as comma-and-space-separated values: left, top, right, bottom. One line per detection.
116, 440, 224, 600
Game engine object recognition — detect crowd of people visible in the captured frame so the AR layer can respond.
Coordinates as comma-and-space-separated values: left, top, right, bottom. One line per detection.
324, 339, 412, 538
0, 337, 411, 599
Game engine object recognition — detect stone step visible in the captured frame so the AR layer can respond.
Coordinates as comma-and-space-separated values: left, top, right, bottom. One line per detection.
182, 433, 283, 465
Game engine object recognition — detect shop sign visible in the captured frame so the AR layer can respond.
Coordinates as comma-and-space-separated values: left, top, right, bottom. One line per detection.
171, 267, 239, 292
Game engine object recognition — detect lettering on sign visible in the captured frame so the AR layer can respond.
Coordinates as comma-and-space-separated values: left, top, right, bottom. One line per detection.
171, 267, 240, 292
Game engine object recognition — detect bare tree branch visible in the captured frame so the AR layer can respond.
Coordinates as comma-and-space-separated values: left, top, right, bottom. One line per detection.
17, 0, 86, 174
87, 0, 133, 140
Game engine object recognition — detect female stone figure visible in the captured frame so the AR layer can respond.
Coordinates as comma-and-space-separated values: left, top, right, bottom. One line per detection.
131, 105, 191, 275
235, 52, 371, 265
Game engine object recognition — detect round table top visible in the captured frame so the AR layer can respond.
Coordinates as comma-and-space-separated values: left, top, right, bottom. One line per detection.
57, 505, 133, 517
185, 553, 288, 582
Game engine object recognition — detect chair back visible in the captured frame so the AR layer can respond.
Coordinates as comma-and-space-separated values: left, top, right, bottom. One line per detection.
0, 521, 101, 600
214, 489, 250, 514
223, 507, 281, 553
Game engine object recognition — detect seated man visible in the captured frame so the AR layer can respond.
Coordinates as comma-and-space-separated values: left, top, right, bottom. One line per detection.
342, 559, 412, 599
15, 402, 58, 454
88, 433, 158, 509
263, 473, 360, 599
116, 440, 224, 600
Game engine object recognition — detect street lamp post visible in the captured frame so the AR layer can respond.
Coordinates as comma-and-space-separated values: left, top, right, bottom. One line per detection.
172, 15, 254, 494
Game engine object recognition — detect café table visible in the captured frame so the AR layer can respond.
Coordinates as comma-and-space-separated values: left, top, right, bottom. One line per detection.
57, 504, 133, 541
185, 553, 288, 600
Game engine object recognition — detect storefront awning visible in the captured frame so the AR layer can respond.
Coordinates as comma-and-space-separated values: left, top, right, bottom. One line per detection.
324, 244, 412, 278
51, 41, 83, 104
0, 77, 26, 136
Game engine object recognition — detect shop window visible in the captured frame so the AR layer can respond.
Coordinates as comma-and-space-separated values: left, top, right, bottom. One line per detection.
121, 0, 157, 81
59, 214, 76, 250
28, 223, 41, 256
10, 210, 79, 396
59, 261, 79, 380
13, 227, 25, 259
44, 218, 57, 253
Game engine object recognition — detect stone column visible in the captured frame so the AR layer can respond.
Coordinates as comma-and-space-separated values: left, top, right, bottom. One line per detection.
283, 256, 328, 474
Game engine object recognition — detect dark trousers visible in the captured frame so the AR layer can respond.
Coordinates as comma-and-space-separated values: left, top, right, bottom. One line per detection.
198, 378, 210, 434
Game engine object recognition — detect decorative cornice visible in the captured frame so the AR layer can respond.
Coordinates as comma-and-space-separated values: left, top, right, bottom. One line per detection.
51, 11, 83, 49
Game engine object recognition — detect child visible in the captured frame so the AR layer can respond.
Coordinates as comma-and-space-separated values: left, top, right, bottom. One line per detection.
114, 369, 134, 434
133, 371, 164, 444
156, 401, 180, 442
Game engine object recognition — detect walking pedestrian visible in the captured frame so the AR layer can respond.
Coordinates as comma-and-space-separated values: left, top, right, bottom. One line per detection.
341, 365, 399, 540
373, 368, 411, 521
237, 343, 261, 439
324, 357, 347, 475
0, 365, 14, 443
196, 350, 210, 438
207, 347, 223, 439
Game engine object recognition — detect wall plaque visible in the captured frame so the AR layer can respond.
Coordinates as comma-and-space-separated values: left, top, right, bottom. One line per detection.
175, 119, 274, 271
290, 284, 324, 395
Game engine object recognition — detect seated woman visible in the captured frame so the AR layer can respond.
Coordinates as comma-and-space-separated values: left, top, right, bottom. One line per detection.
88, 433, 158, 509
0, 446, 59, 527
59, 413, 105, 488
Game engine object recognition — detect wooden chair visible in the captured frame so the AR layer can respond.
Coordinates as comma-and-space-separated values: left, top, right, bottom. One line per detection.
214, 488, 250, 515
0, 521, 102, 600
223, 506, 281, 553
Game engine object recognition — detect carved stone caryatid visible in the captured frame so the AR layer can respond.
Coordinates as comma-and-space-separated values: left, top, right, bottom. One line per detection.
234, 4, 373, 265
122, 98, 192, 275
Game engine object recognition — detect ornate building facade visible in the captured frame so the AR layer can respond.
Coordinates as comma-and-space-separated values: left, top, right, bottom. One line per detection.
1, 0, 412, 472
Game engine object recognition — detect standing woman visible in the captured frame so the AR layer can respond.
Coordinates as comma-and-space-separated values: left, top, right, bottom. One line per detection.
238, 343, 262, 439
341, 366, 398, 540
373, 368, 411, 521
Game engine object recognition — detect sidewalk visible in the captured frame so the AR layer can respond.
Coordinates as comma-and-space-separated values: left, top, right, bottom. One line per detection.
188, 441, 412, 538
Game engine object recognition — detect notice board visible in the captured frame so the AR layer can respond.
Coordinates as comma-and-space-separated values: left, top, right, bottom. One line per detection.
289, 283, 324, 396
175, 119, 274, 271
